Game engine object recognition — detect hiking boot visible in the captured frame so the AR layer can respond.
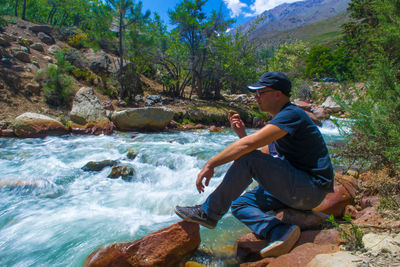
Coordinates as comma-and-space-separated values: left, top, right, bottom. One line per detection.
174, 205, 218, 229
260, 224, 300, 258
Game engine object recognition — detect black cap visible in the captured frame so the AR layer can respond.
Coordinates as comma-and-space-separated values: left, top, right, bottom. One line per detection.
247, 72, 292, 96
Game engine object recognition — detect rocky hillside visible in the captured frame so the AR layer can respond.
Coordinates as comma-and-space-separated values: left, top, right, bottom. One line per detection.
235, 0, 350, 43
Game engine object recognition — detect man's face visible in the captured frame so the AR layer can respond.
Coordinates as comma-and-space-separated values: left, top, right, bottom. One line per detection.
253, 88, 278, 112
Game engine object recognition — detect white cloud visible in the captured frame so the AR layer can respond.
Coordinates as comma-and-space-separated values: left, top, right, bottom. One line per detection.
250, 0, 300, 15
223, 0, 248, 17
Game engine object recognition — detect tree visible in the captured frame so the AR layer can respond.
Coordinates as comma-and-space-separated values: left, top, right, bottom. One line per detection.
106, 0, 150, 100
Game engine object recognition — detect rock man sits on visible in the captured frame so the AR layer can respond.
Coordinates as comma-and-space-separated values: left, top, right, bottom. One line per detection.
175, 72, 334, 257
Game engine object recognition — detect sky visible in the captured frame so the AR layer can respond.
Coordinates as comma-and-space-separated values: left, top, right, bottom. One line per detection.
141, 0, 301, 29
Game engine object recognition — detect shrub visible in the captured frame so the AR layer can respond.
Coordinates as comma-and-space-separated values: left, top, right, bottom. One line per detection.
68, 29, 90, 49
38, 51, 74, 107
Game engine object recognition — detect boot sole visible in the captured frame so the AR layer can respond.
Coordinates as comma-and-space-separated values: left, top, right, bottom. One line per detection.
174, 207, 216, 229
260, 225, 300, 258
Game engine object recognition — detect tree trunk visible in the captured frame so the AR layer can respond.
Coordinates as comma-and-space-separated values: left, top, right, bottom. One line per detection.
22, 0, 27, 20
118, 12, 125, 99
15, 0, 19, 17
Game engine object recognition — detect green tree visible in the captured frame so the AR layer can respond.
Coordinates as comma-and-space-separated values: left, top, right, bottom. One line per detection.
106, 0, 150, 100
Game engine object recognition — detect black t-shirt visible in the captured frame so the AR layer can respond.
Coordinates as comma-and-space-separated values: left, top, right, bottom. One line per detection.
269, 102, 334, 191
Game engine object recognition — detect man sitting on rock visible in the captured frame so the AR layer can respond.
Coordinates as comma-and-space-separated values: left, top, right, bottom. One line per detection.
175, 72, 334, 258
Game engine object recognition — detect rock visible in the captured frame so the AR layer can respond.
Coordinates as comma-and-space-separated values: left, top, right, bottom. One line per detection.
236, 232, 269, 262
344, 205, 358, 218
14, 51, 31, 63
43, 56, 53, 63
306, 251, 363, 267
312, 106, 331, 120
0, 179, 39, 188
48, 44, 61, 54
84, 221, 200, 267
108, 165, 135, 181
305, 111, 321, 126
267, 243, 339, 267
64, 48, 88, 69
29, 25, 53, 34
146, 95, 161, 102
360, 196, 381, 209
240, 257, 274, 267
209, 125, 225, 133
295, 100, 312, 112
276, 209, 328, 230
38, 32, 55, 45
0, 33, 16, 46
296, 229, 342, 247
185, 261, 207, 267
43, 56, 53, 62
111, 107, 174, 131
234, 94, 249, 102
81, 160, 117, 172
20, 46, 30, 53
30, 43, 45, 52
13, 112, 68, 138
69, 87, 114, 135
313, 175, 358, 218
322, 96, 342, 113
25, 83, 41, 95
127, 148, 137, 160
84, 49, 117, 74
363, 233, 400, 254
0, 128, 16, 137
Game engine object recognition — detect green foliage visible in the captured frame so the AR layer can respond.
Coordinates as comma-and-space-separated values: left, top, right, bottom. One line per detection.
67, 29, 89, 49
267, 41, 309, 80
305, 45, 352, 79
39, 51, 74, 107
327, 214, 364, 250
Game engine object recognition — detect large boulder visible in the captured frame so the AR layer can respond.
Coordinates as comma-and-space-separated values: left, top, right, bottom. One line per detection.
83, 49, 117, 74
84, 221, 200, 267
0, 33, 17, 46
275, 209, 328, 230
111, 107, 174, 131
322, 96, 342, 113
29, 25, 53, 34
69, 87, 114, 135
38, 32, 55, 45
13, 112, 68, 138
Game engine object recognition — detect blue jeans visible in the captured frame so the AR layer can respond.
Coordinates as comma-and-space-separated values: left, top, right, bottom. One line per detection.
202, 150, 327, 238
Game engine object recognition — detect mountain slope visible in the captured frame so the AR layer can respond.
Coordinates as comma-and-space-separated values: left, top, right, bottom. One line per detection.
255, 11, 351, 49
235, 0, 350, 40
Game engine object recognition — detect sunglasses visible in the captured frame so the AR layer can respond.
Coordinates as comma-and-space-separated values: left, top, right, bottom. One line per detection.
254, 89, 276, 97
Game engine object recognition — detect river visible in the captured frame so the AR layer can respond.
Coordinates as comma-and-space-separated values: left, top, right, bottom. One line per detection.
0, 121, 344, 266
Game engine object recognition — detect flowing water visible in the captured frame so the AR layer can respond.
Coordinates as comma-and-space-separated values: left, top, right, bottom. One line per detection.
0, 121, 344, 266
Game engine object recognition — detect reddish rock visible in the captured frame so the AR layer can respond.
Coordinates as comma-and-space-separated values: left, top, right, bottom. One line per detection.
344, 205, 358, 218
84, 221, 200, 267
360, 195, 381, 209
295, 100, 312, 112
313, 174, 359, 218
312, 106, 331, 120
305, 111, 321, 126
268, 243, 339, 267
209, 125, 225, 133
295, 229, 342, 247
276, 209, 327, 230
240, 257, 274, 267
0, 128, 16, 137
353, 206, 384, 225
70, 120, 115, 135
236, 232, 269, 262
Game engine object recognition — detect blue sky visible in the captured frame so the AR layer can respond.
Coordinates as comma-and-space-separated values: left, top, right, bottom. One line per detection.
141, 0, 301, 29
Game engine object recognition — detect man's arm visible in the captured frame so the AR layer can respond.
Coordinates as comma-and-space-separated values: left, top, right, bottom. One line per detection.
196, 124, 288, 193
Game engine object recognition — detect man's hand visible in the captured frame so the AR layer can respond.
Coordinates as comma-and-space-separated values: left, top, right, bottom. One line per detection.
196, 164, 214, 193
229, 113, 246, 138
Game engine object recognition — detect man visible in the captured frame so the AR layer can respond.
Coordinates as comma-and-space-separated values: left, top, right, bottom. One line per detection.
175, 72, 334, 257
